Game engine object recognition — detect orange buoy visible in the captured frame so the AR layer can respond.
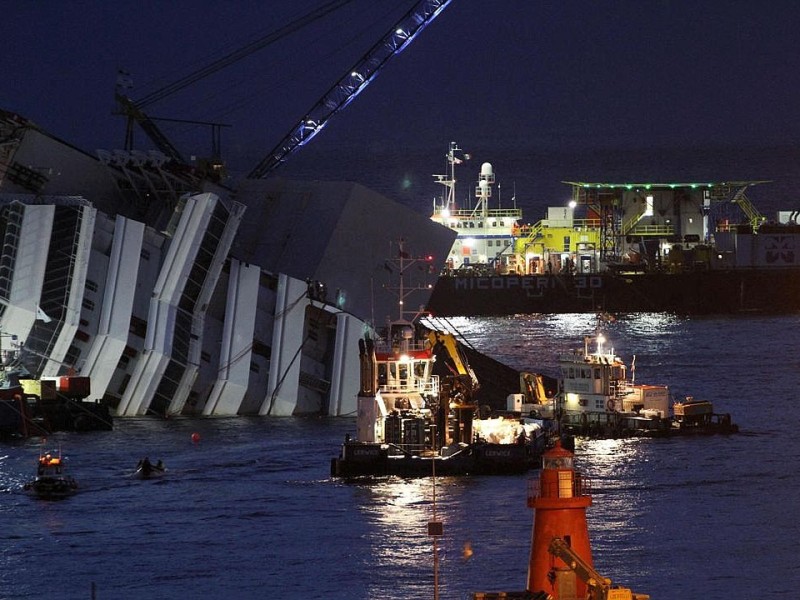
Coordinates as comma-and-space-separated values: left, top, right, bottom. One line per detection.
191, 432, 200, 444
527, 439, 593, 598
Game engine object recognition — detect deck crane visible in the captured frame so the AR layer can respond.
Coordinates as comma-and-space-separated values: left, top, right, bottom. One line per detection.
548, 537, 650, 600
247, 0, 454, 179
114, 0, 356, 171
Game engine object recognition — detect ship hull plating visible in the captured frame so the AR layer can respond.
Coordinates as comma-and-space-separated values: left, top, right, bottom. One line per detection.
427, 268, 800, 316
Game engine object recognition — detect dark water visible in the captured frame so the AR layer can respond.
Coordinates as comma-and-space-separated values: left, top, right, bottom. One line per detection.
3, 314, 799, 599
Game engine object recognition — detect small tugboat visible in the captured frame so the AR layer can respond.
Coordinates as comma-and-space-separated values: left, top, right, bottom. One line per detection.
23, 447, 78, 500
331, 243, 553, 478
133, 457, 166, 480
528, 326, 739, 438
472, 440, 650, 599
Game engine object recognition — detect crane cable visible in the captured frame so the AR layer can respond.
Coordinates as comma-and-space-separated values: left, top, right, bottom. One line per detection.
133, 0, 357, 110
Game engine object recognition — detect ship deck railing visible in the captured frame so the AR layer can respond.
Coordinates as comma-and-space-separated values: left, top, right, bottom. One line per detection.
627, 223, 675, 236
380, 375, 440, 396
435, 207, 523, 219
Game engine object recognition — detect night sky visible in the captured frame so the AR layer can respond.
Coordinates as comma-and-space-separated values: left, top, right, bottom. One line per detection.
4, 1, 800, 209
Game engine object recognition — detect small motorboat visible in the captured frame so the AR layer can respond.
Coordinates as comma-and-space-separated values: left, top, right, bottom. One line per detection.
23, 448, 78, 500
134, 458, 166, 480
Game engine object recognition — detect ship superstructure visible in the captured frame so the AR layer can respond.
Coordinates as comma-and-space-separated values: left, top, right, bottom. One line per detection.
0, 109, 454, 418
430, 142, 522, 273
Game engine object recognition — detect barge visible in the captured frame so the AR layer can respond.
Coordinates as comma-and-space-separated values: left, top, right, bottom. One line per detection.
427, 143, 800, 316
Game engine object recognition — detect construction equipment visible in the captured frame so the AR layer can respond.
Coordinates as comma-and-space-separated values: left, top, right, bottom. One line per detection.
248, 0, 454, 178
548, 537, 650, 600
114, 0, 358, 173
427, 329, 480, 392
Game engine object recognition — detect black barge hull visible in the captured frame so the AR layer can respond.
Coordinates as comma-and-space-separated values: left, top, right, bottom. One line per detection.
331, 440, 545, 478
427, 268, 800, 316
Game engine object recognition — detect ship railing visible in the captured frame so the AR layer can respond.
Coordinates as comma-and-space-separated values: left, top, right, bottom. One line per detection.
538, 217, 601, 231
527, 473, 592, 504
417, 375, 439, 396
731, 185, 766, 229
379, 375, 439, 396
516, 218, 602, 247
621, 208, 646, 235
609, 379, 632, 402
436, 207, 523, 219
626, 223, 675, 236
373, 339, 431, 354
557, 349, 589, 363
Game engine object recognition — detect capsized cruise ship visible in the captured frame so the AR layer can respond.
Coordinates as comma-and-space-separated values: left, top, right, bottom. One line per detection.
0, 108, 455, 418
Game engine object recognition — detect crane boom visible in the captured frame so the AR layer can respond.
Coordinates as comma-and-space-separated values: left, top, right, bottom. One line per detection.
248, 0, 454, 179
114, 0, 356, 166
548, 538, 650, 600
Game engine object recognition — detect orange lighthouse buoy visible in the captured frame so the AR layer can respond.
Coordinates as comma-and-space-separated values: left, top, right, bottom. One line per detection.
527, 439, 593, 598
472, 439, 649, 600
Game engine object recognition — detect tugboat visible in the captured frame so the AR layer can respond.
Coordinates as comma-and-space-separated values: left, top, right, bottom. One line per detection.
23, 447, 78, 500
537, 327, 738, 438
331, 243, 553, 478
472, 440, 650, 599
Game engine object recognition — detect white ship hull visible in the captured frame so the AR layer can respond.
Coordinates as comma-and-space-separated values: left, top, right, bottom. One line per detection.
0, 109, 455, 418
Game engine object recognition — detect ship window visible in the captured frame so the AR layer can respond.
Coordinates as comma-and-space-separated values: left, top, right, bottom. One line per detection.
487, 240, 493, 247
378, 364, 387, 385
118, 373, 131, 395
569, 367, 574, 378
492, 221, 497, 227
82, 298, 95, 311
594, 368, 601, 379
85, 279, 98, 293
64, 344, 81, 367
200, 351, 210, 363
141, 249, 150, 261
398, 363, 409, 386
250, 361, 260, 373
